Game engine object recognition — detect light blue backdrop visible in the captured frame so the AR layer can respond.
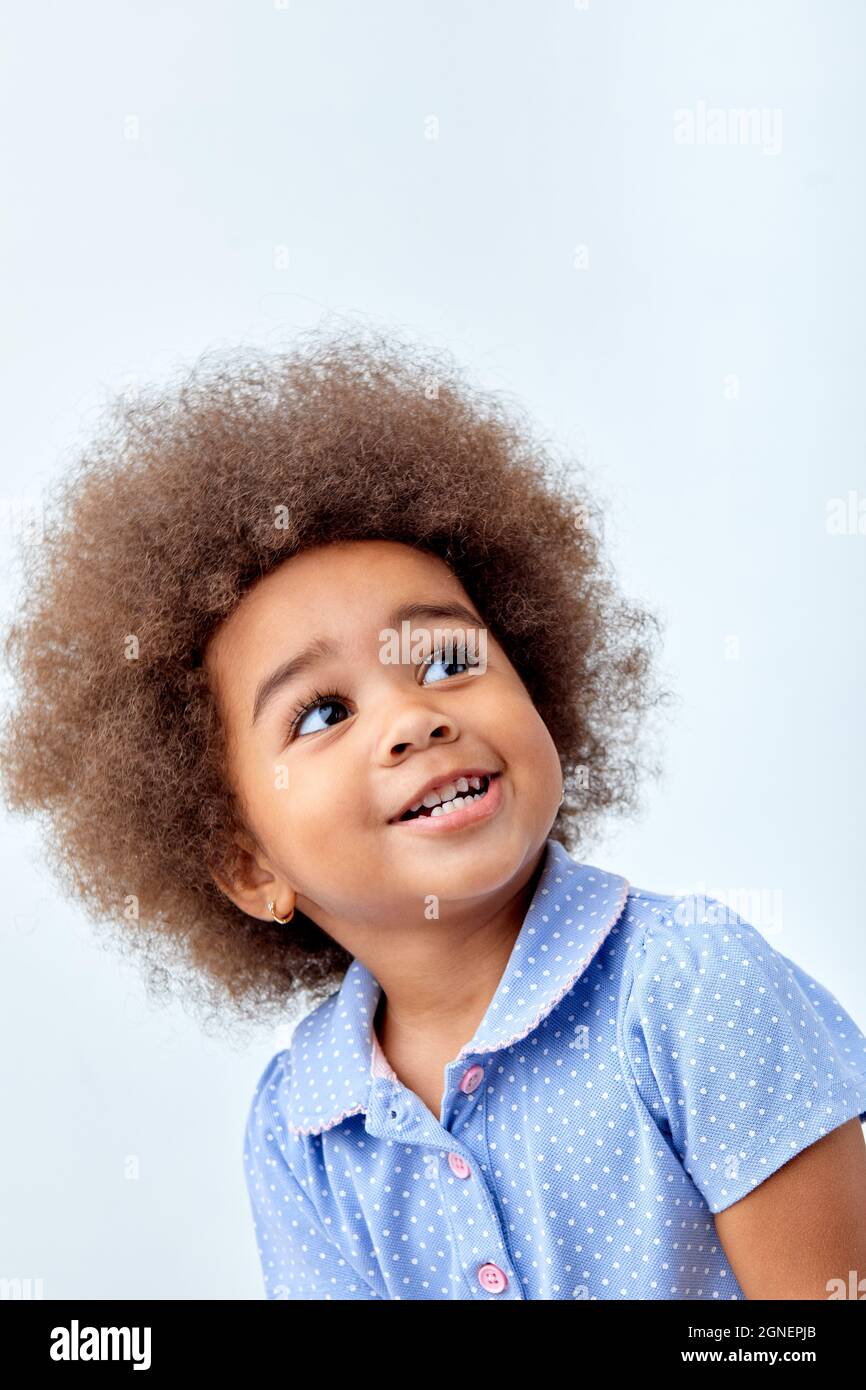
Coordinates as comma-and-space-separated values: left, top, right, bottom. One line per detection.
1, 0, 863, 1299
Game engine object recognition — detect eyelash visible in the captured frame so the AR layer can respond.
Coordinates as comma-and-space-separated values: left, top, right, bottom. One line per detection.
285, 685, 347, 741
284, 645, 482, 741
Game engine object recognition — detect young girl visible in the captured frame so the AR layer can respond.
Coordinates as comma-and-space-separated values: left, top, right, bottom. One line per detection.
2, 327, 865, 1302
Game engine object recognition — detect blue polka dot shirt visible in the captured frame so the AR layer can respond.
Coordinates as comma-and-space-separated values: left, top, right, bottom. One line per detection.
243, 837, 866, 1300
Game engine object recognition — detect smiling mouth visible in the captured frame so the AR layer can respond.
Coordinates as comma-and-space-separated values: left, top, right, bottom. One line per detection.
397, 773, 496, 822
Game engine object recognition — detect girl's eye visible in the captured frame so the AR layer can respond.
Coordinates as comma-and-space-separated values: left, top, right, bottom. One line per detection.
421, 645, 481, 685
286, 645, 481, 742
289, 691, 350, 740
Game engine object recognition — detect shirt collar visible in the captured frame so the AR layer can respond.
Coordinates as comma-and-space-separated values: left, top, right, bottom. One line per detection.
286, 837, 630, 1135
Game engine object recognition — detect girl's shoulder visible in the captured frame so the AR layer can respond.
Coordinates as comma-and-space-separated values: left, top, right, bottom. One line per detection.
619, 880, 787, 982
243, 1046, 294, 1148
617, 885, 866, 1212
620, 882, 866, 1053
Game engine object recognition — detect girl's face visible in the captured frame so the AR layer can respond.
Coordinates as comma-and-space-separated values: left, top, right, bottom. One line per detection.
205, 539, 563, 940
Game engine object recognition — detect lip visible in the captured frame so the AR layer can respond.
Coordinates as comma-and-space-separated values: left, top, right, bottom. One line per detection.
388, 766, 501, 824
390, 771, 503, 833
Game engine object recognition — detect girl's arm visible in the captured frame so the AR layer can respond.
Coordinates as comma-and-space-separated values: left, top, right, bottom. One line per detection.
714, 1117, 866, 1300
244, 1052, 385, 1301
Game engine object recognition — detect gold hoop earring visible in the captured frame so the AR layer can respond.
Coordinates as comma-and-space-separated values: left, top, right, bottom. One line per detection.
267, 900, 294, 924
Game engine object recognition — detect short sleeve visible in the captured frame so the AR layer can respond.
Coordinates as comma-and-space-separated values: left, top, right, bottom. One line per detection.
622, 896, 866, 1214
243, 1052, 382, 1300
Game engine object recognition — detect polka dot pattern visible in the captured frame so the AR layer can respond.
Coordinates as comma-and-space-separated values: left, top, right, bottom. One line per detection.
243, 838, 866, 1300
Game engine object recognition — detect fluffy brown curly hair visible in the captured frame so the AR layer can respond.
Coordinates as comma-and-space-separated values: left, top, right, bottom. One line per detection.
0, 324, 673, 1039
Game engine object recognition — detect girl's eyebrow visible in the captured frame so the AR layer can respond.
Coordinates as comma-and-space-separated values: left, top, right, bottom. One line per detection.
249, 599, 484, 727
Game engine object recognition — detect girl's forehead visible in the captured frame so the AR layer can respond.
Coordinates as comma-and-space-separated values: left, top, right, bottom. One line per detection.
202, 540, 474, 696
291, 538, 455, 580
228, 541, 461, 632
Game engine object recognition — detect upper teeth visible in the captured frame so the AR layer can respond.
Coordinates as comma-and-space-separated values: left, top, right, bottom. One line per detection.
409, 774, 485, 813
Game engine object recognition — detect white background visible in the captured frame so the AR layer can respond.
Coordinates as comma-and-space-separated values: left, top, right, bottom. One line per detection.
1, 0, 863, 1298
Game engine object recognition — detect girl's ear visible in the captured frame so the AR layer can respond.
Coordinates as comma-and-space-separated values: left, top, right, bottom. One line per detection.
209, 831, 288, 922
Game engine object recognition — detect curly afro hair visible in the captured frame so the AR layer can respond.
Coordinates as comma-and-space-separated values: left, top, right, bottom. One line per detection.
0, 324, 672, 1038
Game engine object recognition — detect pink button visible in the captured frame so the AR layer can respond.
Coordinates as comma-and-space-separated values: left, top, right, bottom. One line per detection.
459, 1064, 484, 1094
447, 1152, 471, 1179
477, 1262, 509, 1294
